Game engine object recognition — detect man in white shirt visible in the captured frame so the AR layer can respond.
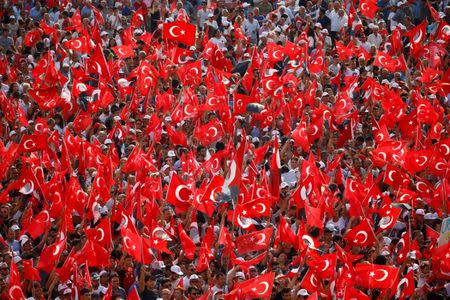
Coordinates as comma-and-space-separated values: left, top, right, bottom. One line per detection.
197, 2, 210, 29
367, 25, 383, 49
326, 3, 347, 39
243, 11, 260, 44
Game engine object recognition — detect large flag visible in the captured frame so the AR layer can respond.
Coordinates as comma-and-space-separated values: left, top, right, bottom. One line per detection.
163, 21, 197, 46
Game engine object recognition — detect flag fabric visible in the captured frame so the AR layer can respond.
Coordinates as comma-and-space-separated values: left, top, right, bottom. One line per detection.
355, 264, 399, 289
163, 21, 197, 46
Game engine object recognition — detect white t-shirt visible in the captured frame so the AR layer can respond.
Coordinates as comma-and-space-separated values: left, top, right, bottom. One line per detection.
243, 19, 260, 42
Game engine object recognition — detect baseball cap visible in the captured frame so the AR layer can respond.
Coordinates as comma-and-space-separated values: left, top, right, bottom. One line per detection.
189, 274, 200, 281
298, 289, 309, 296
170, 265, 184, 276
10, 225, 20, 231
92, 273, 100, 281
415, 209, 425, 216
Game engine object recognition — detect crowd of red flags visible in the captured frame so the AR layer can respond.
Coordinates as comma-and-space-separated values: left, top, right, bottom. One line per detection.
0, 1, 448, 299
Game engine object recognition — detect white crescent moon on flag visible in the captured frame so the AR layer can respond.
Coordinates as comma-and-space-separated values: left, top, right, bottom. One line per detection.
169, 25, 182, 38
19, 181, 34, 195
355, 230, 368, 243
97, 228, 105, 242
175, 185, 190, 202
373, 269, 389, 282
23, 139, 36, 150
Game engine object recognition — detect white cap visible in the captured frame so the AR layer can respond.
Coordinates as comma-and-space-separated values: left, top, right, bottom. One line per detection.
167, 150, 176, 157
101, 31, 108, 36
297, 289, 309, 296
170, 265, 184, 276
104, 139, 113, 145
415, 209, 425, 215
189, 274, 200, 281
424, 212, 438, 220
235, 272, 245, 278
10, 225, 20, 231
280, 182, 289, 189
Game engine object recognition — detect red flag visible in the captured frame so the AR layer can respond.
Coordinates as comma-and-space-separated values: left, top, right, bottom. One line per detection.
300, 269, 321, 293
178, 224, 196, 260
392, 270, 414, 299
127, 286, 140, 300
37, 239, 66, 273
121, 227, 143, 262
25, 210, 51, 239
112, 45, 136, 59
8, 260, 25, 300
305, 205, 323, 229
24, 29, 41, 47
359, 0, 378, 19
235, 228, 273, 255
166, 173, 193, 212
355, 263, 398, 289
344, 218, 376, 247
395, 230, 410, 264
224, 132, 246, 189
63, 37, 90, 53
235, 272, 275, 298
377, 206, 401, 232
163, 21, 197, 46
22, 259, 41, 281
17, 134, 48, 153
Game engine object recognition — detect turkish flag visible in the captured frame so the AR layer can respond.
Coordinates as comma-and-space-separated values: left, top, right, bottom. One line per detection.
177, 60, 202, 87
24, 29, 41, 47
300, 269, 321, 293
403, 149, 432, 174
267, 42, 285, 62
377, 206, 401, 232
307, 253, 337, 279
63, 37, 90, 53
166, 173, 193, 212
232, 252, 267, 272
194, 119, 224, 146
277, 217, 297, 246
395, 231, 410, 264
305, 205, 323, 229
224, 132, 246, 189
237, 196, 271, 218
359, 0, 378, 19
88, 217, 112, 249
121, 228, 143, 262
292, 121, 310, 152
17, 133, 48, 153
270, 138, 281, 198
25, 210, 51, 239
112, 45, 136, 59
404, 19, 427, 48
235, 228, 273, 255
8, 260, 25, 300
163, 21, 197, 46
390, 270, 414, 299
355, 264, 398, 289
22, 259, 41, 282
197, 175, 224, 217
235, 272, 275, 298
37, 239, 66, 273
178, 224, 196, 260
344, 218, 376, 247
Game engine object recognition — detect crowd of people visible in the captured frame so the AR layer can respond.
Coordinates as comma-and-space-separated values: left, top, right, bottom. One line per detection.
0, 0, 449, 299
